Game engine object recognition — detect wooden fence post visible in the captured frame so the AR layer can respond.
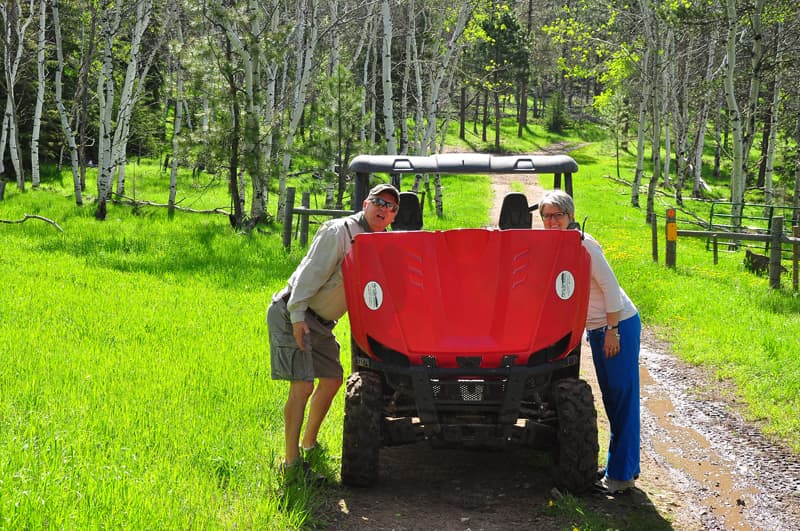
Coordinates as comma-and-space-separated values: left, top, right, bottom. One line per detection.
282, 187, 296, 251
665, 208, 677, 268
769, 216, 783, 289
712, 237, 719, 265
300, 192, 311, 247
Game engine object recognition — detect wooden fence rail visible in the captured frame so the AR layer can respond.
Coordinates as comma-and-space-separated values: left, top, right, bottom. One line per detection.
282, 187, 354, 251
658, 209, 800, 291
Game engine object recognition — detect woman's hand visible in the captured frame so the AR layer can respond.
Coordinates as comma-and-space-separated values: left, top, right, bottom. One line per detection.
604, 330, 620, 358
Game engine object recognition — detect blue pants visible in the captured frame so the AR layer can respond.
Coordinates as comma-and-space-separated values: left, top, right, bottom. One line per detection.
586, 313, 641, 482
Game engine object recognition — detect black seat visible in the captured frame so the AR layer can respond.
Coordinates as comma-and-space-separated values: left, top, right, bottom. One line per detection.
391, 191, 423, 231
498, 192, 532, 229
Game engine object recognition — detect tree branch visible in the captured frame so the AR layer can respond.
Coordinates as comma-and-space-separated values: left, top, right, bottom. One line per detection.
0, 214, 64, 232
112, 193, 232, 216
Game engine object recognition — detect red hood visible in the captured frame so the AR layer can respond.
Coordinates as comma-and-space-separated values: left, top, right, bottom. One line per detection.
343, 228, 590, 369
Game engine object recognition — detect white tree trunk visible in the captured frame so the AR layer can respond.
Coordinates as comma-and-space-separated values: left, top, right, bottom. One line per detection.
421, 2, 470, 155
169, 17, 184, 212
51, 0, 82, 205
96, 5, 118, 208
111, 0, 154, 198
661, 30, 675, 189
410, 0, 425, 155
355, 3, 375, 144
380, 0, 397, 155
30, 0, 47, 188
278, 0, 318, 218
260, 7, 280, 213
0, 0, 36, 189
724, 0, 745, 226
741, 0, 766, 183
763, 24, 783, 206
631, 47, 650, 208
217, 0, 267, 222
691, 29, 718, 199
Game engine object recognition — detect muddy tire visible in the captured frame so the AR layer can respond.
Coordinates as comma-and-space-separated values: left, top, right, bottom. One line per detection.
341, 371, 383, 487
552, 378, 598, 493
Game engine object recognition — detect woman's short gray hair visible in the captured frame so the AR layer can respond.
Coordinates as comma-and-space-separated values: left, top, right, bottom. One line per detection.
538, 190, 575, 217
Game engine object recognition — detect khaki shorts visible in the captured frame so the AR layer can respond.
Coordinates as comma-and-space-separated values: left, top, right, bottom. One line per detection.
267, 296, 342, 381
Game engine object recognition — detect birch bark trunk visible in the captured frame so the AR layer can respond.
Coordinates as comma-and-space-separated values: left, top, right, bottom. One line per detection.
95, 4, 120, 218
111, 0, 155, 198
740, 0, 766, 184
95, 0, 162, 219
631, 48, 650, 209
690, 29, 718, 201
52, 0, 83, 205
31, 0, 46, 188
724, 0, 745, 227
421, 3, 470, 155
216, 0, 267, 224
278, 0, 318, 218
380, 0, 397, 155
168, 17, 184, 216
0, 0, 35, 189
762, 24, 783, 207
645, 4, 661, 224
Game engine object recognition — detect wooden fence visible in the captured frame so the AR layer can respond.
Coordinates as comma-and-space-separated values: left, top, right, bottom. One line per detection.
656, 208, 800, 291
281, 187, 354, 251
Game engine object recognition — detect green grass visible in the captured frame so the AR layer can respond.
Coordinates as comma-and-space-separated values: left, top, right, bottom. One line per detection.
0, 165, 493, 528
2, 122, 799, 529
1, 206, 307, 527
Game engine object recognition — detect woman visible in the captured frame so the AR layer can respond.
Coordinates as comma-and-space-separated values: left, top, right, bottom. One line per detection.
539, 190, 641, 495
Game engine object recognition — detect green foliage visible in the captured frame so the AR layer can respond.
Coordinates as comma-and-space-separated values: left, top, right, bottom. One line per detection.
304, 65, 371, 177
546, 92, 569, 133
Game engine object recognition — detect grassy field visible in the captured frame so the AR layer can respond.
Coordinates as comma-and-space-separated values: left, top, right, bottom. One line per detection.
2, 127, 799, 529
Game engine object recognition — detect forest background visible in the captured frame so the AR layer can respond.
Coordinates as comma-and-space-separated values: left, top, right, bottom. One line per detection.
2, 0, 799, 227
3, 0, 800, 528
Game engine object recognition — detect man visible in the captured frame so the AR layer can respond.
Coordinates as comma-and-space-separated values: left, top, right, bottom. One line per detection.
267, 183, 399, 483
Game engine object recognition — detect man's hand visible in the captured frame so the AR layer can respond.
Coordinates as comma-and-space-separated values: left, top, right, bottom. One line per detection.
292, 321, 311, 350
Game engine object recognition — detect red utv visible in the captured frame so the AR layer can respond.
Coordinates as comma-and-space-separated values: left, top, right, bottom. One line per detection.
340, 153, 598, 493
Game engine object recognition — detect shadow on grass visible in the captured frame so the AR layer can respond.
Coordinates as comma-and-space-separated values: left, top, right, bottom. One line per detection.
34, 217, 296, 289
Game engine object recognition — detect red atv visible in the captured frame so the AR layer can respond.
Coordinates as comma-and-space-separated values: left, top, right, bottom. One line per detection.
341, 154, 598, 493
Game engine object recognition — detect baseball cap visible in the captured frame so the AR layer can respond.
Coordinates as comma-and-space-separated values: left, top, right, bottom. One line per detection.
367, 183, 400, 204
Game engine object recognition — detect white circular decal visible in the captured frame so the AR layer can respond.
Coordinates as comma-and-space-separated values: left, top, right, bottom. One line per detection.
363, 281, 384, 310
555, 271, 575, 300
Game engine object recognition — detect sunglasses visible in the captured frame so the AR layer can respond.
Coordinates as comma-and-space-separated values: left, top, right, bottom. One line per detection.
369, 196, 399, 213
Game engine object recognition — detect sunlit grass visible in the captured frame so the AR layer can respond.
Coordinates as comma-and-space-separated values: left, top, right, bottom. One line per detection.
3, 121, 800, 530
0, 196, 309, 527
0, 158, 493, 528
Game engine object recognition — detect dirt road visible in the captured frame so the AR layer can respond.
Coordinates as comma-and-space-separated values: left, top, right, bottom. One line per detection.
326, 165, 800, 530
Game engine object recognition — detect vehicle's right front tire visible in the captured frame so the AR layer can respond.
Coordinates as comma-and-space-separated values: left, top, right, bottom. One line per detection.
340, 370, 383, 487
552, 377, 599, 493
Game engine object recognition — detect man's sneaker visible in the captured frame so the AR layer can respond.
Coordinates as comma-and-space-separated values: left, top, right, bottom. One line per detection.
280, 459, 329, 487
595, 475, 635, 495
301, 442, 327, 468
